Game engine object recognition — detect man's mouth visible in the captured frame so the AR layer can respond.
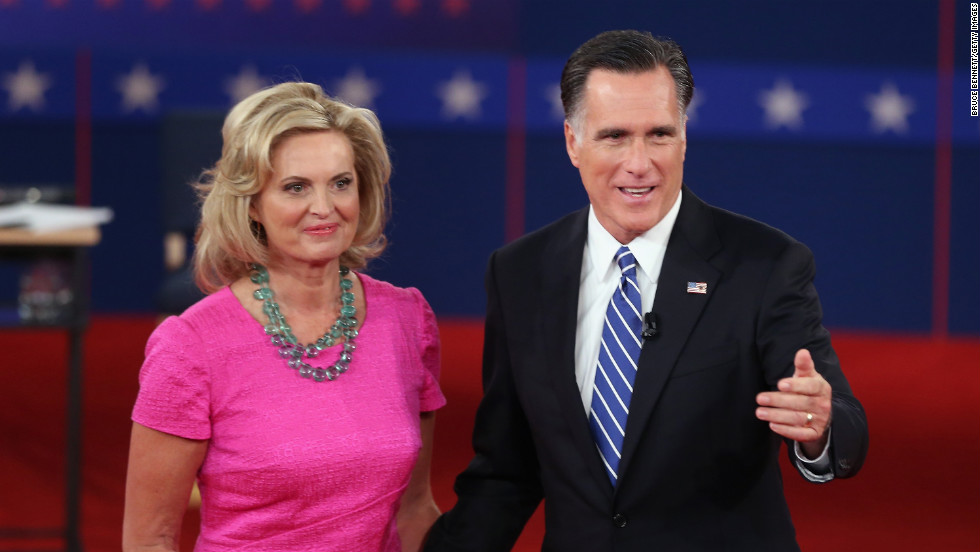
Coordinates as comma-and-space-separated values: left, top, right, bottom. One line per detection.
620, 187, 654, 197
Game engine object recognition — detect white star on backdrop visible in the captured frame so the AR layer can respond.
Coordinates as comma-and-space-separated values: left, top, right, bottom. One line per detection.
2, 60, 52, 112
224, 65, 267, 105
116, 63, 165, 113
864, 82, 915, 134
333, 67, 381, 109
436, 70, 488, 120
758, 79, 809, 130
546, 82, 564, 121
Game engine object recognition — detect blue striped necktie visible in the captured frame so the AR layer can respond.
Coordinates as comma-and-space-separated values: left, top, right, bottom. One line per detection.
589, 245, 643, 485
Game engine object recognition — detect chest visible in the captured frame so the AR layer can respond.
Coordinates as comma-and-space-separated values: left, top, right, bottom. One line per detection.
198, 324, 425, 500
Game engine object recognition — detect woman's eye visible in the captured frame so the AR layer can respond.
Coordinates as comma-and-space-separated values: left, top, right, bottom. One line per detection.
285, 183, 305, 193
335, 178, 352, 190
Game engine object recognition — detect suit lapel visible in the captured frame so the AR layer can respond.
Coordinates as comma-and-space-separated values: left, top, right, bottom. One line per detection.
537, 209, 615, 496
617, 188, 722, 481
540, 212, 583, 397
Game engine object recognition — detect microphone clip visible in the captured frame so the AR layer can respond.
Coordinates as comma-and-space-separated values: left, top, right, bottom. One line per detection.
641, 312, 658, 339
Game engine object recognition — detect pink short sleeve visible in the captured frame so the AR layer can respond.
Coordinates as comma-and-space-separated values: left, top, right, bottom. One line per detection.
412, 288, 446, 413
131, 315, 212, 439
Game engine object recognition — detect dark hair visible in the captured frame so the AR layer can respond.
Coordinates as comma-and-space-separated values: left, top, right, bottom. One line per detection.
560, 30, 694, 127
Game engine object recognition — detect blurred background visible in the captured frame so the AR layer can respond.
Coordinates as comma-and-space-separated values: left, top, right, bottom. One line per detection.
0, 0, 977, 551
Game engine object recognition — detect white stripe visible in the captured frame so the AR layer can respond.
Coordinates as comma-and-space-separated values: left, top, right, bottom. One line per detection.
590, 408, 622, 459
620, 288, 642, 320
600, 331, 636, 391
595, 444, 618, 480
597, 357, 631, 407
604, 315, 639, 372
611, 295, 642, 347
623, 277, 642, 311
605, 308, 638, 360
593, 386, 625, 434
624, 272, 640, 292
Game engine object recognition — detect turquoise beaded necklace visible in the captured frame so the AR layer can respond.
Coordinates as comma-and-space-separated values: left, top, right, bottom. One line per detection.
249, 263, 358, 382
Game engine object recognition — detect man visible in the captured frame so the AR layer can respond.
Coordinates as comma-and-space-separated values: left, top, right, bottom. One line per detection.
425, 30, 868, 551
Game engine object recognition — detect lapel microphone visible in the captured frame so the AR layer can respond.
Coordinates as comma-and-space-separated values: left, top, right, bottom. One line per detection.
642, 312, 658, 339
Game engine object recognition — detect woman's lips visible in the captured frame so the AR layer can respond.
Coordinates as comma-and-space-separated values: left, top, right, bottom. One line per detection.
304, 223, 338, 235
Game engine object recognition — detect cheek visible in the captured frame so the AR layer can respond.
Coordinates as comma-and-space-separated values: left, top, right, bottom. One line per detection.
262, 201, 307, 230
344, 191, 362, 218
652, 150, 682, 175
592, 161, 622, 184
335, 199, 360, 230
580, 151, 616, 177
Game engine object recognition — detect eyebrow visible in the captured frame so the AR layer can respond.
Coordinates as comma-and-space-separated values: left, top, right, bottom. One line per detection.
593, 124, 678, 139
648, 125, 678, 136
277, 170, 354, 183
328, 171, 355, 181
593, 127, 627, 139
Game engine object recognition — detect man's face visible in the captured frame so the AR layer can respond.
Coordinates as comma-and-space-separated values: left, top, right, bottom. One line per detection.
565, 67, 687, 244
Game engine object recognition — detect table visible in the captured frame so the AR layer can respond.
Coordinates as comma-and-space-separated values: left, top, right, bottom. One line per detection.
0, 226, 99, 552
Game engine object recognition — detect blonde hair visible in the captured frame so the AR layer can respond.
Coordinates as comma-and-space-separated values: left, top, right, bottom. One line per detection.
193, 81, 391, 293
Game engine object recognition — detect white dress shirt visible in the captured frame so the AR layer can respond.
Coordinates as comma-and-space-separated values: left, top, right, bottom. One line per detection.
572, 193, 832, 480
574, 194, 681, 412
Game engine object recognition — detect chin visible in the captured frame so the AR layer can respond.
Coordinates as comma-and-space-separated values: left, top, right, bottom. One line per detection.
627, 213, 662, 231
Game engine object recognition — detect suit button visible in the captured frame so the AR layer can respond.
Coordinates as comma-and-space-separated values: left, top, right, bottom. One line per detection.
613, 513, 628, 528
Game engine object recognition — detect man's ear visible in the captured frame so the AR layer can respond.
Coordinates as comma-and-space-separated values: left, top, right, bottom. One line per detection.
681, 115, 688, 162
564, 120, 581, 168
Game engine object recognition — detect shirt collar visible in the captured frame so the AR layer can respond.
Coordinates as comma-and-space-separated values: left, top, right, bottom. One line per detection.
586, 191, 683, 282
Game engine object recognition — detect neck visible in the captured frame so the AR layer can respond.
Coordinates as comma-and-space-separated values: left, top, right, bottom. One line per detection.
263, 258, 343, 313
248, 262, 359, 383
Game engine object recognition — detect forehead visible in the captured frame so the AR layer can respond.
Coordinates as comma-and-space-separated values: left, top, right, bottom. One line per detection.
271, 130, 353, 164
580, 67, 679, 126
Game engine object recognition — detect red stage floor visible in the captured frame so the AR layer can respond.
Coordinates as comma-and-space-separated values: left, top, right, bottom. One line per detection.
1, 317, 977, 551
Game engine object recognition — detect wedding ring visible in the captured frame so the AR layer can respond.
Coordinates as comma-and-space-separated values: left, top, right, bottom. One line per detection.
805, 412, 814, 425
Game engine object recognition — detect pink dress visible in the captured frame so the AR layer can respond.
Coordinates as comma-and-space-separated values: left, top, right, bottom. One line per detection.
132, 274, 445, 551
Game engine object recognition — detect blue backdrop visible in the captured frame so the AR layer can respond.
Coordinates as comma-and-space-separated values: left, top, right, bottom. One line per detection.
0, 0, 976, 335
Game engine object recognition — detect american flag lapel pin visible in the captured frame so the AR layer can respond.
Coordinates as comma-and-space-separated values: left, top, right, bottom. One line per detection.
687, 281, 707, 294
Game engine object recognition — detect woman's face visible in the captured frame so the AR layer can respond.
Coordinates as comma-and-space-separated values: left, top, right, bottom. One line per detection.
249, 130, 360, 268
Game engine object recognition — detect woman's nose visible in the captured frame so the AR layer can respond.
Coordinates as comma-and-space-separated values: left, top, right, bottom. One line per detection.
310, 189, 333, 217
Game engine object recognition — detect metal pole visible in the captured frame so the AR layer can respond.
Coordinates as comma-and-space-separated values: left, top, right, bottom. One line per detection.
64, 246, 88, 552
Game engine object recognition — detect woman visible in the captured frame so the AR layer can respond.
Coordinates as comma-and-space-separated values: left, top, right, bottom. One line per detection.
123, 82, 445, 551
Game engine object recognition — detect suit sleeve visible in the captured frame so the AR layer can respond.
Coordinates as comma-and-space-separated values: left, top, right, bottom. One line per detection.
755, 241, 869, 481
424, 251, 543, 551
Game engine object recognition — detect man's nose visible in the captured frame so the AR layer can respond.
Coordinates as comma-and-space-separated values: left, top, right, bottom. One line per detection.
623, 140, 653, 176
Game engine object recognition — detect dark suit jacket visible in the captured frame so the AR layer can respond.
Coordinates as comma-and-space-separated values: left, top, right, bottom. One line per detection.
426, 187, 869, 551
